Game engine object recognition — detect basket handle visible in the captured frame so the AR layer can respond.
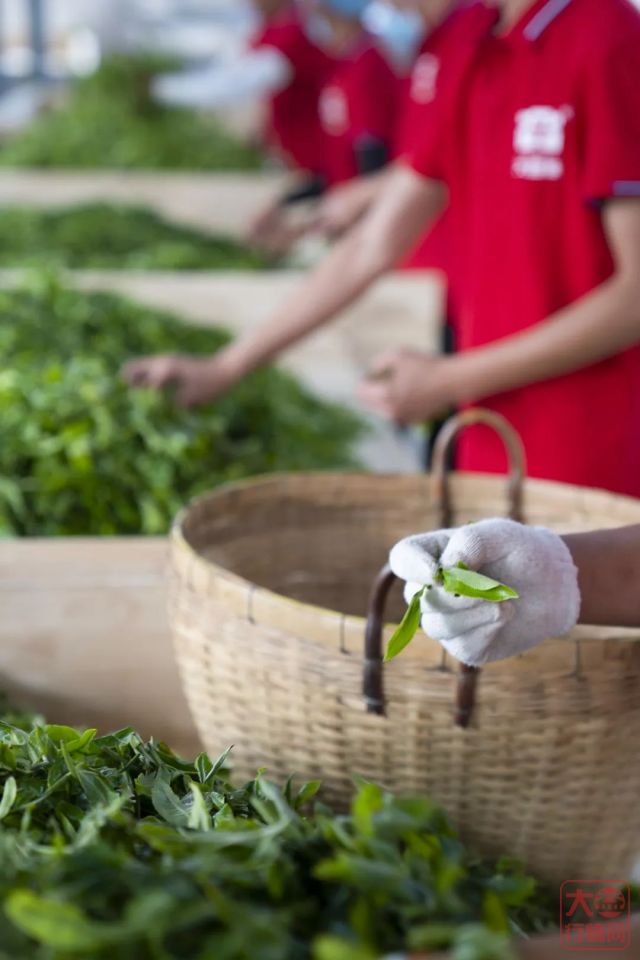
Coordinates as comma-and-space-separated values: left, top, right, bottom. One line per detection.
363, 410, 527, 727
431, 408, 526, 526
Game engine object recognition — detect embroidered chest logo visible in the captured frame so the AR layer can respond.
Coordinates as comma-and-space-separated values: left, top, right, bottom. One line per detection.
411, 53, 440, 104
512, 105, 574, 181
319, 87, 349, 136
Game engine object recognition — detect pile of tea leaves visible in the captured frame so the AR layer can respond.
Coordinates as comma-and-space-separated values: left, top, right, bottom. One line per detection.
0, 707, 557, 960
0, 53, 261, 170
0, 203, 268, 271
0, 274, 363, 536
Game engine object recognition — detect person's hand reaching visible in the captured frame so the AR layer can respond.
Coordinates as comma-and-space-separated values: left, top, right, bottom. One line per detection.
358, 349, 458, 425
389, 519, 581, 666
121, 353, 239, 408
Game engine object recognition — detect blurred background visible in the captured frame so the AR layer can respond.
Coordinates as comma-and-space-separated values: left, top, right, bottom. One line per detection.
0, 1, 257, 130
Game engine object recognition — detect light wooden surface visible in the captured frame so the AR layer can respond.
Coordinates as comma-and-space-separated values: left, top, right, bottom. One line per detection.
0, 537, 200, 756
0, 170, 289, 236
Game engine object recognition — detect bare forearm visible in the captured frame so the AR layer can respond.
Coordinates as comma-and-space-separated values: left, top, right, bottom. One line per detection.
347, 169, 392, 209
222, 225, 388, 376
453, 274, 640, 405
563, 525, 640, 626
222, 169, 445, 378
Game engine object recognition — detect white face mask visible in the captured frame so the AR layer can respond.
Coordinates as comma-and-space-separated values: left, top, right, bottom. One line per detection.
305, 11, 336, 46
363, 3, 426, 67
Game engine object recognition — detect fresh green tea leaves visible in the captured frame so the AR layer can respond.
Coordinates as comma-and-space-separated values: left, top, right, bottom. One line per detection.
0, 203, 268, 271
384, 587, 426, 662
384, 564, 518, 662
0, 277, 364, 536
0, 53, 261, 171
0, 705, 556, 959
439, 564, 519, 603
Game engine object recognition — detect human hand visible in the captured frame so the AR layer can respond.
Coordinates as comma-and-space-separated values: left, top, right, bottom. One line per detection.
317, 178, 377, 237
121, 352, 239, 408
247, 201, 302, 257
358, 349, 459, 425
389, 519, 580, 666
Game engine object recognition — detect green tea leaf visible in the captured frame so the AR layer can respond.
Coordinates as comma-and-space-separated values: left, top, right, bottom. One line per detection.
77, 769, 120, 808
384, 587, 426, 662
440, 565, 519, 603
209, 745, 234, 780
0, 775, 17, 820
187, 781, 211, 832
294, 780, 322, 810
313, 936, 377, 960
452, 925, 516, 960
195, 752, 214, 784
67, 728, 98, 753
0, 280, 365, 537
4, 890, 101, 949
483, 890, 511, 933
151, 775, 190, 827
44, 724, 86, 743
407, 922, 458, 950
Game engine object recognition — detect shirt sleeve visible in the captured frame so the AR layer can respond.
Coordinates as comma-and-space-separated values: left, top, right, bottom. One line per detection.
397, 83, 449, 183
396, 40, 456, 184
580, 34, 640, 202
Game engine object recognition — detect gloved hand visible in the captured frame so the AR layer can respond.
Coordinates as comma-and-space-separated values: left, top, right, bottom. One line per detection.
389, 519, 581, 666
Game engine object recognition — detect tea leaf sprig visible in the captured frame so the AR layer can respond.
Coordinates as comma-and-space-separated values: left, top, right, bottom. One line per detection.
384, 563, 519, 662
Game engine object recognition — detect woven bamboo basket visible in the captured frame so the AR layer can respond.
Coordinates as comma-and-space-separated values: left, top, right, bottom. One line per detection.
170, 410, 640, 884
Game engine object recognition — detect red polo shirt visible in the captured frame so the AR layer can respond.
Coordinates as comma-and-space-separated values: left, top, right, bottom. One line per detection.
318, 41, 399, 185
394, 19, 459, 313
253, 13, 337, 174
404, 0, 640, 496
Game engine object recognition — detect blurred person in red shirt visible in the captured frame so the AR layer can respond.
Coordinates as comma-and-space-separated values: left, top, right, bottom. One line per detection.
248, 1, 336, 177
250, 0, 402, 250
154, 0, 337, 250
126, 0, 640, 498
313, 0, 464, 468
316, 1, 461, 296
311, 0, 400, 186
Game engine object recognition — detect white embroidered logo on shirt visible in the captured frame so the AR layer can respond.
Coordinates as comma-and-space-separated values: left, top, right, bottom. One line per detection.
319, 87, 349, 136
512, 105, 573, 181
411, 53, 440, 104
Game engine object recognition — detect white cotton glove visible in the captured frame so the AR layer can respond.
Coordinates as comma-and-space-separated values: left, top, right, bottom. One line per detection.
389, 519, 580, 667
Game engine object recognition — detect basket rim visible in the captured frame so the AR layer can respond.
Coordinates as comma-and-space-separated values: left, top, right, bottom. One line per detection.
170, 471, 640, 651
